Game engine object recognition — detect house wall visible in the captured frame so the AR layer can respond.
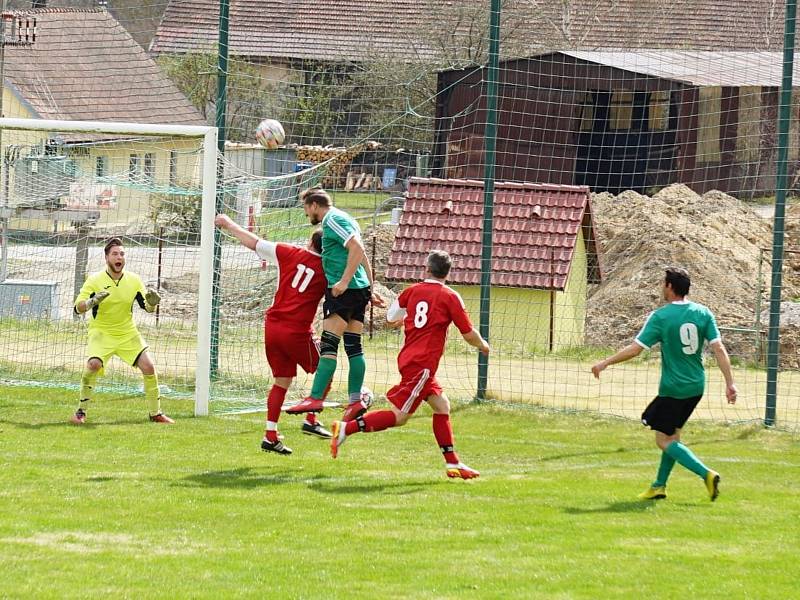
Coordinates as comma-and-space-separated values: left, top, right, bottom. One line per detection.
553, 228, 587, 349
451, 232, 587, 353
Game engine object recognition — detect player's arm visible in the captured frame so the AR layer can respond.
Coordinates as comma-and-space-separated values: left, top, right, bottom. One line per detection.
461, 328, 490, 356
386, 298, 406, 328
215, 213, 259, 251
135, 277, 160, 314
74, 277, 108, 314
449, 291, 489, 355
710, 340, 737, 404
331, 235, 365, 297
591, 343, 643, 378
360, 252, 386, 307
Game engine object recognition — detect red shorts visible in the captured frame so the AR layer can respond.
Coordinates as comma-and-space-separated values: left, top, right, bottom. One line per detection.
386, 366, 442, 414
264, 320, 319, 378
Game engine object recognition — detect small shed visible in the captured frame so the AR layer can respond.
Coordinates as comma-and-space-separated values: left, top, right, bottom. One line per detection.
434, 50, 800, 196
386, 177, 601, 351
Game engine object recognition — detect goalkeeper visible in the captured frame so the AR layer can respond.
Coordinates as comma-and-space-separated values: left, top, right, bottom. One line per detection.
70, 238, 173, 424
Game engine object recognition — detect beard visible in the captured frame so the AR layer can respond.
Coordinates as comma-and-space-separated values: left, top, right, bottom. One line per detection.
108, 262, 124, 274
309, 215, 321, 225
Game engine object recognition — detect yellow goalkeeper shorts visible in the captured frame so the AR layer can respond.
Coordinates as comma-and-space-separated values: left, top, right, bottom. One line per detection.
86, 328, 148, 372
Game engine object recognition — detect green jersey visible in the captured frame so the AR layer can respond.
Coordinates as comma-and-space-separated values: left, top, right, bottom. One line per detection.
635, 300, 721, 399
321, 207, 370, 289
75, 270, 150, 337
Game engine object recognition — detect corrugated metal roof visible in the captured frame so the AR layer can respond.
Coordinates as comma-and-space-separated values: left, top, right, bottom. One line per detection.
386, 178, 601, 290
561, 50, 794, 87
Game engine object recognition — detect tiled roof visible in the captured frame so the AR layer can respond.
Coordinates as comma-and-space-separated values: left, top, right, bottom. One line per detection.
386, 178, 601, 290
4, 8, 205, 126
150, 0, 784, 63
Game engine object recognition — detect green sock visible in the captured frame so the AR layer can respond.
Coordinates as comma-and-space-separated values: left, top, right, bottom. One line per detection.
143, 373, 160, 415
79, 368, 99, 405
347, 354, 366, 400
664, 441, 709, 479
653, 452, 676, 488
310, 357, 337, 399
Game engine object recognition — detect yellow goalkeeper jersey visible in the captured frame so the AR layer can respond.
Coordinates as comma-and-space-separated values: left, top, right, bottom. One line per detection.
75, 269, 151, 336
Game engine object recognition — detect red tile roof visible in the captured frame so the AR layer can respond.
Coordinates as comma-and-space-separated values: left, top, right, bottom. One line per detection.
150, 0, 785, 63
4, 8, 205, 126
386, 178, 601, 290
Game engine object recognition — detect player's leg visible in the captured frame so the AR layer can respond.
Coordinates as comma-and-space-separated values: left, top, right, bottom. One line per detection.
261, 376, 293, 455
341, 319, 368, 421
134, 350, 173, 424
638, 396, 674, 499
330, 367, 426, 458
286, 309, 347, 413
647, 396, 719, 499
428, 392, 479, 480
295, 330, 331, 439
71, 356, 103, 424
330, 405, 403, 459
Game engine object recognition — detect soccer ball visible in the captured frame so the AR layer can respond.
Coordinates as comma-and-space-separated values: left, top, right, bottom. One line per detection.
255, 119, 285, 149
360, 386, 375, 409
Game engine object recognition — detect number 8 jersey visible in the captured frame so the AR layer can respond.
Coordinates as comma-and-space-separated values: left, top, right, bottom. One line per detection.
635, 300, 721, 399
256, 240, 326, 332
395, 279, 474, 374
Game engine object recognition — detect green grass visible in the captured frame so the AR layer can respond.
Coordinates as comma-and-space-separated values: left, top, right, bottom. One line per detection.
1, 385, 799, 598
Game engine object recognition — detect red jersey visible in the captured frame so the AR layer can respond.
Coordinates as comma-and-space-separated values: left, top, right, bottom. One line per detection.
256, 240, 326, 332
395, 279, 473, 373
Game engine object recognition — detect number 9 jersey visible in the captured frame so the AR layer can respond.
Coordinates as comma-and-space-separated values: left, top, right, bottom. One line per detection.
395, 279, 474, 374
634, 300, 721, 399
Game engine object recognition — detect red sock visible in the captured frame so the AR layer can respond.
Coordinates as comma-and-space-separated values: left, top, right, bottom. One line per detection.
265, 385, 287, 442
432, 414, 459, 464
305, 413, 318, 426
344, 410, 396, 435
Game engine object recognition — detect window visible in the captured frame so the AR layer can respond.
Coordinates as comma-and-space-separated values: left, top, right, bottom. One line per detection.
129, 154, 141, 181
95, 156, 107, 177
577, 92, 595, 132
697, 87, 722, 163
169, 150, 178, 185
609, 91, 633, 130
144, 152, 156, 182
649, 91, 670, 131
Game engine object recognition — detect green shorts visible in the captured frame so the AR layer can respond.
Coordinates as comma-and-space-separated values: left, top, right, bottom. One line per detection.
86, 328, 148, 373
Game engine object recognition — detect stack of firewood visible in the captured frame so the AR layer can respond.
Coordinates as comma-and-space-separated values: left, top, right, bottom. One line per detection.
344, 170, 383, 191
295, 144, 366, 188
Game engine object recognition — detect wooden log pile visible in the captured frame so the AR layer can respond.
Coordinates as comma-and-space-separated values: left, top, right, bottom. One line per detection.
295, 143, 366, 189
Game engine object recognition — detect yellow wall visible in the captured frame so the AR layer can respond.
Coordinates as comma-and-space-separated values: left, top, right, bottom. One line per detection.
452, 230, 588, 353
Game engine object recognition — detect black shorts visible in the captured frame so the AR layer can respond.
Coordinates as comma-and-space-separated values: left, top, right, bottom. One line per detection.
641, 395, 702, 436
323, 287, 371, 323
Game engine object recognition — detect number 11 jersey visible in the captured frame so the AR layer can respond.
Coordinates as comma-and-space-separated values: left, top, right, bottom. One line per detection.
395, 279, 474, 374
635, 300, 721, 399
256, 241, 326, 332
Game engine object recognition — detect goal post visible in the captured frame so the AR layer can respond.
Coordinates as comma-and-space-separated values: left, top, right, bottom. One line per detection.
0, 117, 217, 417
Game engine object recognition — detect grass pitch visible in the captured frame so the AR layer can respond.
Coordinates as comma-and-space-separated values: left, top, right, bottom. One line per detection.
1, 386, 798, 599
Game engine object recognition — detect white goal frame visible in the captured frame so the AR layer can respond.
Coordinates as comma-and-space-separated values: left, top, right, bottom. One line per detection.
0, 118, 218, 416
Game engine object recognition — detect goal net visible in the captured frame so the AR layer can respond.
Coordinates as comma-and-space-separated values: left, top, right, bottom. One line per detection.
0, 118, 218, 414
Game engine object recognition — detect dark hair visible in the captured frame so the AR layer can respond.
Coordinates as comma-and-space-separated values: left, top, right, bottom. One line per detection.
104, 237, 123, 256
665, 267, 690, 296
310, 228, 323, 253
427, 249, 452, 279
300, 187, 332, 207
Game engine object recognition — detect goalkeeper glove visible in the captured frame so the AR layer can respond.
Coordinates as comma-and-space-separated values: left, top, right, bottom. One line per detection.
145, 288, 161, 307
85, 290, 109, 309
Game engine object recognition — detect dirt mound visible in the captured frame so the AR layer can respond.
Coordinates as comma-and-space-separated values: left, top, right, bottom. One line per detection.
587, 184, 775, 357
363, 223, 399, 289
